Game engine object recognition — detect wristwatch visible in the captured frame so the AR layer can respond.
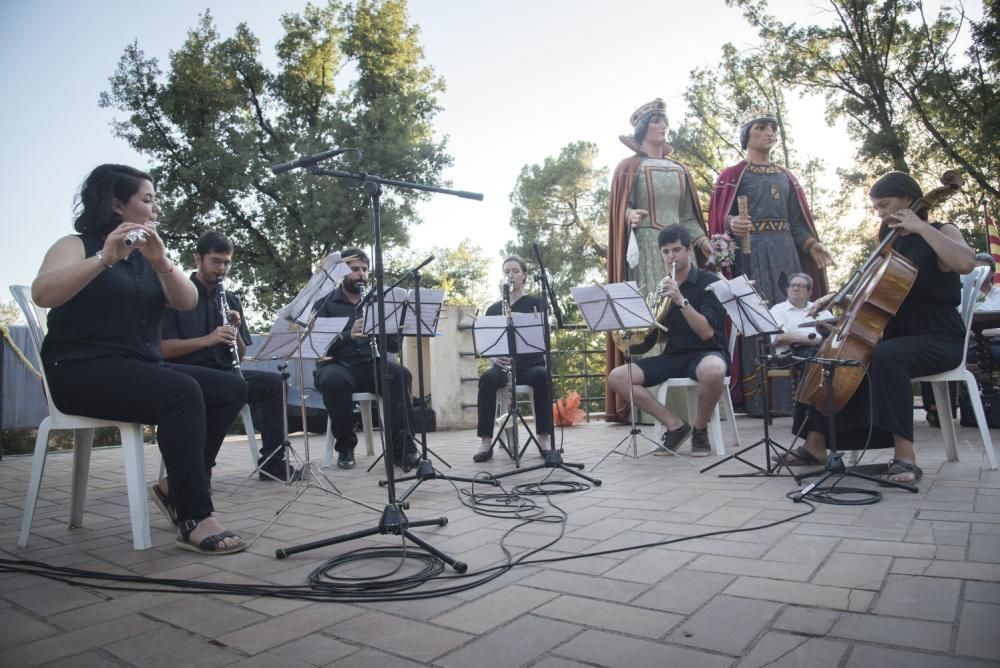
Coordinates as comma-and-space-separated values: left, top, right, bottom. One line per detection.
95, 251, 113, 269
678, 298, 690, 309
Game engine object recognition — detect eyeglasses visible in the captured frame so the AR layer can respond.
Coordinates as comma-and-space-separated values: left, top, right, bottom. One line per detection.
788, 283, 810, 290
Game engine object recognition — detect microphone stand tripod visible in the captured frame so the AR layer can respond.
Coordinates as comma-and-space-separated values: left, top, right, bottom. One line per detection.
386, 256, 487, 499
790, 356, 917, 500
275, 165, 479, 571
488, 247, 600, 486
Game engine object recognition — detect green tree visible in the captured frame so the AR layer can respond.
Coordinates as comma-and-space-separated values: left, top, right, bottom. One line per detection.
504, 141, 609, 313
100, 0, 451, 317
384, 240, 490, 306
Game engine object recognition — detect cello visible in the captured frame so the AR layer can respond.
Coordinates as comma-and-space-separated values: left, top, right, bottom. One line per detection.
797, 170, 963, 415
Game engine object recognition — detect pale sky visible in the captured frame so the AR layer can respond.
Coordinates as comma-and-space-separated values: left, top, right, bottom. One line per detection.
0, 0, 981, 305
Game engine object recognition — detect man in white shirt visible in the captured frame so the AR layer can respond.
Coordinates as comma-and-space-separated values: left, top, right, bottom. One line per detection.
974, 253, 1000, 312
769, 273, 832, 355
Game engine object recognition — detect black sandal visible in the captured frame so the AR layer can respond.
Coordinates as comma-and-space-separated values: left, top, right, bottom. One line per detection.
882, 459, 923, 484
781, 445, 825, 467
176, 518, 247, 555
148, 482, 177, 526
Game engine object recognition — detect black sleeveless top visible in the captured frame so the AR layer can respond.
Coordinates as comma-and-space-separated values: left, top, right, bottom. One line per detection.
882, 222, 964, 340
41, 233, 167, 364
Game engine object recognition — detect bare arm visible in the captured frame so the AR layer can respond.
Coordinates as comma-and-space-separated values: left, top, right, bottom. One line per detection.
889, 211, 975, 274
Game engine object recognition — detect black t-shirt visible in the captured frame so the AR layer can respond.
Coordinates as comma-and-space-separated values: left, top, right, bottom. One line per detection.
661, 265, 728, 356
41, 233, 166, 364
484, 294, 546, 368
161, 272, 252, 370
313, 288, 401, 367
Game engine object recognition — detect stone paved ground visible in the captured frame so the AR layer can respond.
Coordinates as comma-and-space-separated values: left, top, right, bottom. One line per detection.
1, 415, 998, 667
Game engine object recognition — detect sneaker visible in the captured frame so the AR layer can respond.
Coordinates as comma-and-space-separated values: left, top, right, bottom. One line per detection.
656, 422, 691, 455
336, 451, 355, 470
690, 427, 711, 457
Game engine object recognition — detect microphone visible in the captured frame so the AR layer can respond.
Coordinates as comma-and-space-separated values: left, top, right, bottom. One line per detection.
502, 281, 511, 299
270, 148, 352, 175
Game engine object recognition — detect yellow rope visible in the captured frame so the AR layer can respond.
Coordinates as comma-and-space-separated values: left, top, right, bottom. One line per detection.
0, 323, 42, 380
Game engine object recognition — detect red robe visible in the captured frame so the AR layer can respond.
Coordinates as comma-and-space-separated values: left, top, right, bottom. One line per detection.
604, 137, 708, 422
708, 160, 829, 404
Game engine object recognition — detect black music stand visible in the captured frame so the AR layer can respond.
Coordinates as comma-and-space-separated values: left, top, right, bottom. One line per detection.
273, 153, 480, 572
698, 274, 791, 477
388, 261, 488, 498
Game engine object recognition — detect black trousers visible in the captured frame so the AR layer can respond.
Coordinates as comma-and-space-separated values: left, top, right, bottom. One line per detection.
242, 369, 286, 463
44, 357, 246, 523
314, 358, 415, 455
477, 363, 553, 437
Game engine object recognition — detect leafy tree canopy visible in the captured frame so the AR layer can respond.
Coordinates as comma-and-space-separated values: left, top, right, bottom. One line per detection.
100, 0, 451, 317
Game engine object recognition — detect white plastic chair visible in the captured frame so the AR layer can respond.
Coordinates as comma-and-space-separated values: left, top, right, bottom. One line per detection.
10, 285, 152, 550
652, 327, 741, 455
495, 384, 536, 452
914, 266, 999, 469
323, 392, 383, 466
240, 405, 260, 465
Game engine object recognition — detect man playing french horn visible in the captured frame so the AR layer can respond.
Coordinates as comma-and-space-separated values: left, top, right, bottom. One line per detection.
607, 225, 730, 456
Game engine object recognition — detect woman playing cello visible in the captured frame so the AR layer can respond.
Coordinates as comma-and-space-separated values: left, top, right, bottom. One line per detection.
785, 171, 974, 484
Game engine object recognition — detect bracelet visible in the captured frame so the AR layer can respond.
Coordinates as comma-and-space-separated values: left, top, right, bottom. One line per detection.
156, 263, 174, 277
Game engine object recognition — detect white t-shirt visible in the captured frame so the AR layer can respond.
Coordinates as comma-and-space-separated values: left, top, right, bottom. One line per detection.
976, 285, 1000, 312
768, 300, 833, 355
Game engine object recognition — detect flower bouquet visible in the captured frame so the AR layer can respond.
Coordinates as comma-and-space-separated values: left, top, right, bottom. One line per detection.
706, 233, 737, 272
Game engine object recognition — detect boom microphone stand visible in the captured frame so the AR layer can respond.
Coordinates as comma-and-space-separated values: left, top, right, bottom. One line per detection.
273, 152, 480, 570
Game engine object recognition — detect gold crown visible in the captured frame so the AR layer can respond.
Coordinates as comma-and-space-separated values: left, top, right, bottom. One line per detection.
740, 109, 777, 129
630, 98, 668, 127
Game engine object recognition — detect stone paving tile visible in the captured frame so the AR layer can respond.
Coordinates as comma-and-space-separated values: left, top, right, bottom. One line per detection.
534, 593, 682, 638
45, 600, 135, 631
103, 626, 243, 667
632, 569, 735, 615
906, 519, 972, 546
434, 614, 580, 668
891, 557, 933, 575
725, 576, 875, 612
828, 612, 953, 652
600, 546, 694, 584
922, 559, 1000, 581
811, 552, 892, 590
38, 650, 125, 668
2, 577, 106, 616
144, 595, 269, 636
555, 629, 733, 668
689, 554, 815, 581
430, 584, 558, 633
734, 633, 849, 668
771, 605, 843, 636
845, 644, 995, 668
270, 632, 358, 666
836, 538, 937, 558
234, 652, 314, 667
873, 574, 962, 622
513, 569, 649, 604
965, 580, 1000, 604
761, 533, 839, 565
968, 533, 1000, 563
326, 609, 471, 663
0, 614, 159, 667
218, 603, 363, 656
0, 607, 59, 650
668, 537, 772, 559
668, 595, 782, 655
956, 601, 1000, 661
531, 657, 594, 668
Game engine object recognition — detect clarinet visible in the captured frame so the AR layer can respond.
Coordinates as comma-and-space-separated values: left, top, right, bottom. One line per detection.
216, 278, 242, 375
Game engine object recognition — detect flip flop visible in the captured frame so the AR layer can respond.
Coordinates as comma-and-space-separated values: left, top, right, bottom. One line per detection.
148, 482, 177, 526
780, 445, 825, 467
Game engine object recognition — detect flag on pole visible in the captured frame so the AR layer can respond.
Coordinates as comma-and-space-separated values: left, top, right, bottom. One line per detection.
987, 206, 1000, 285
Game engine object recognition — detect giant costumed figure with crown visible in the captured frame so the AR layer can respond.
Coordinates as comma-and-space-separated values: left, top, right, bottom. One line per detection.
604, 98, 709, 423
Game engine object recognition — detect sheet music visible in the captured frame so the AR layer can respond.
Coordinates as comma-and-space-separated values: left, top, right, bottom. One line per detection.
276, 251, 352, 327
401, 288, 445, 335
706, 274, 780, 337
472, 312, 545, 357
362, 286, 407, 335
570, 281, 654, 332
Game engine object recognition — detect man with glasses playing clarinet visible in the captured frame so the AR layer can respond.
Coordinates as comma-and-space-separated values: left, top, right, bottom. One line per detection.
162, 230, 299, 482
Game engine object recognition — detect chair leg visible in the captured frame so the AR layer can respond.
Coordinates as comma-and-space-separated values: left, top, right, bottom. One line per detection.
324, 417, 335, 467
120, 426, 152, 550
69, 428, 95, 529
652, 384, 668, 443
18, 417, 52, 548
360, 399, 375, 457
930, 381, 959, 462
719, 386, 740, 452
961, 373, 999, 470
